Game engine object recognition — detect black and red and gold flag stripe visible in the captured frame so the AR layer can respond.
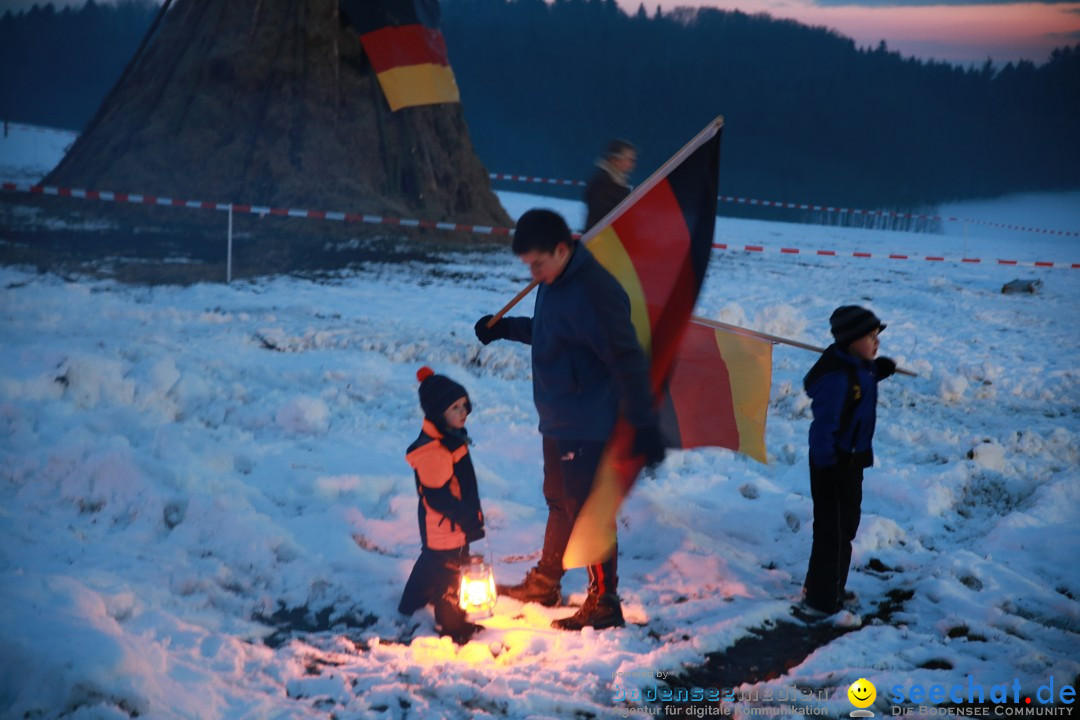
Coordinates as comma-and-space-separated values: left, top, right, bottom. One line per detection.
341, 0, 460, 111
659, 320, 772, 464
563, 118, 724, 568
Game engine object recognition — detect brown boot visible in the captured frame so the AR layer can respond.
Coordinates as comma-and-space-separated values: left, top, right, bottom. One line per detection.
552, 592, 625, 631
496, 567, 562, 607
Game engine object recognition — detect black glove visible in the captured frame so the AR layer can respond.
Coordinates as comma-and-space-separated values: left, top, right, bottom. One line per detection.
874, 356, 897, 380
459, 512, 485, 543
632, 424, 666, 469
474, 315, 508, 345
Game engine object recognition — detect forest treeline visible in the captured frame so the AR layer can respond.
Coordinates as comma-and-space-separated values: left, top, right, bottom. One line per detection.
2, 0, 1078, 209
1, 2, 159, 132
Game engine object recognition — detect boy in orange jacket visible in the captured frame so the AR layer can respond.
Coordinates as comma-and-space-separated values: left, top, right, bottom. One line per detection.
399, 367, 486, 644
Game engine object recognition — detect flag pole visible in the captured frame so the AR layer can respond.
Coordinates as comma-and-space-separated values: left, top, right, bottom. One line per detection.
487, 278, 539, 325
486, 116, 726, 327
691, 315, 917, 377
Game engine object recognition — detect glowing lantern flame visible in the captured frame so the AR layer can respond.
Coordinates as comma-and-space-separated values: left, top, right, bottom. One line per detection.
458, 555, 496, 618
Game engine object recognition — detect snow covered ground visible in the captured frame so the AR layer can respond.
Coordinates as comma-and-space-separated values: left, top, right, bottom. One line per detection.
0, 122, 77, 184
1, 125, 1079, 719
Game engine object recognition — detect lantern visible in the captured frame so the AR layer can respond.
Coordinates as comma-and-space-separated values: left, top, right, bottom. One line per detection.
458, 555, 497, 618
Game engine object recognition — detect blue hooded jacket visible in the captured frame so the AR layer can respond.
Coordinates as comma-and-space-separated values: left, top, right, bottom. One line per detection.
804, 344, 885, 470
500, 243, 656, 441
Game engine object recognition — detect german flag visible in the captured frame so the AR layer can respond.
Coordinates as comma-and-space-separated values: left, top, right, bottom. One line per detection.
563, 118, 723, 569
660, 320, 772, 464
341, 0, 460, 112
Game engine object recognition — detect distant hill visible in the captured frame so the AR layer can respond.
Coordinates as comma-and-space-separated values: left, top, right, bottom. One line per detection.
3, 0, 1078, 209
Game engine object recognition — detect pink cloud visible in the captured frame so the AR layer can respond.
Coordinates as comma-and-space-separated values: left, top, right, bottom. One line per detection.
617, 0, 1080, 65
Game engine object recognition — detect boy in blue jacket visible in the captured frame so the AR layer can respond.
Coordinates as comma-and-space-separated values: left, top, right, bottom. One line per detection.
801, 306, 896, 617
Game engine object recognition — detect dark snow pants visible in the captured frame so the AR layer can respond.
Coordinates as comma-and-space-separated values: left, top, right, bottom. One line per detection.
803, 463, 863, 613
535, 436, 618, 595
399, 546, 470, 634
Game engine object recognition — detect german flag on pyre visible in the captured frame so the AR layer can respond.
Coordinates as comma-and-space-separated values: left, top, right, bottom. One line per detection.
660, 319, 772, 464
563, 118, 724, 569
341, 0, 460, 112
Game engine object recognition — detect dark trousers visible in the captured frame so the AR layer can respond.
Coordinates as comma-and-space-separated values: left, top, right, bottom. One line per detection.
399, 546, 470, 633
803, 463, 863, 612
535, 436, 618, 595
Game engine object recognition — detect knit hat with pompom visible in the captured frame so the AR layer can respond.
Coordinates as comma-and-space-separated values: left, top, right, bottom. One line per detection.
416, 366, 471, 423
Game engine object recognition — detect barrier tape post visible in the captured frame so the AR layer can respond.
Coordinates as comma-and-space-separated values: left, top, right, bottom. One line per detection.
226, 203, 233, 284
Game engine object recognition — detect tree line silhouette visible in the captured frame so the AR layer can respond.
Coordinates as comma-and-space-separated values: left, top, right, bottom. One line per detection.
2, 0, 1078, 211
1, 1, 159, 131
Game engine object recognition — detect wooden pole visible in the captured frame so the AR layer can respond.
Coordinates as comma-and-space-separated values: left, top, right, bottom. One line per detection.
691, 315, 917, 377
487, 278, 538, 325
485, 115, 725, 327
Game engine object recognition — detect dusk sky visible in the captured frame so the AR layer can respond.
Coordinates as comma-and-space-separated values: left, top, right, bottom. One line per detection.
2, 0, 1078, 66
618, 0, 1080, 65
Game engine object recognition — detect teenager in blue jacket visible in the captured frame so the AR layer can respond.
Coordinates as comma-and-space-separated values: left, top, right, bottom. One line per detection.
800, 306, 896, 617
474, 209, 664, 631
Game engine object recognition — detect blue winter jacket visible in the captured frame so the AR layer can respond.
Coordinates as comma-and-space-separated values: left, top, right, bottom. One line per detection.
500, 243, 656, 441
804, 344, 884, 470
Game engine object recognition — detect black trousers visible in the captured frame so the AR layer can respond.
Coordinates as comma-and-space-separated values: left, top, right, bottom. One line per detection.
399, 546, 470, 632
535, 436, 618, 595
803, 463, 863, 612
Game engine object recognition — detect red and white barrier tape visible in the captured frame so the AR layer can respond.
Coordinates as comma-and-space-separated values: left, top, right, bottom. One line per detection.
712, 242, 1080, 269
721, 196, 1080, 238
488, 173, 1080, 239
956, 216, 1080, 237
4, 126, 1073, 237
489, 173, 585, 187
0, 181, 510, 237
2, 180, 1076, 268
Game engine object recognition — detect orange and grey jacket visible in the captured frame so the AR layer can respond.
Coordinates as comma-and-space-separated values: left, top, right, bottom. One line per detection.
405, 419, 485, 551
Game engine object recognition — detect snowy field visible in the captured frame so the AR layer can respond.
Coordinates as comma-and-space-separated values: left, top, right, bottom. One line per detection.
1, 125, 1079, 719
0, 122, 78, 184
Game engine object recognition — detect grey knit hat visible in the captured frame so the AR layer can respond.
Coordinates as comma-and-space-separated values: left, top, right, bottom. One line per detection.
830, 306, 886, 347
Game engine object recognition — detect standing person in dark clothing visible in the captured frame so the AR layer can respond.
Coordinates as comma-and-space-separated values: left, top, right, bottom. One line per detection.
583, 139, 637, 232
799, 306, 897, 619
399, 366, 486, 644
473, 209, 665, 631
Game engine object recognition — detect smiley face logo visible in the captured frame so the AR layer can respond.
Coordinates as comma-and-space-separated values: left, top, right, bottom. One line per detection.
848, 678, 877, 709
